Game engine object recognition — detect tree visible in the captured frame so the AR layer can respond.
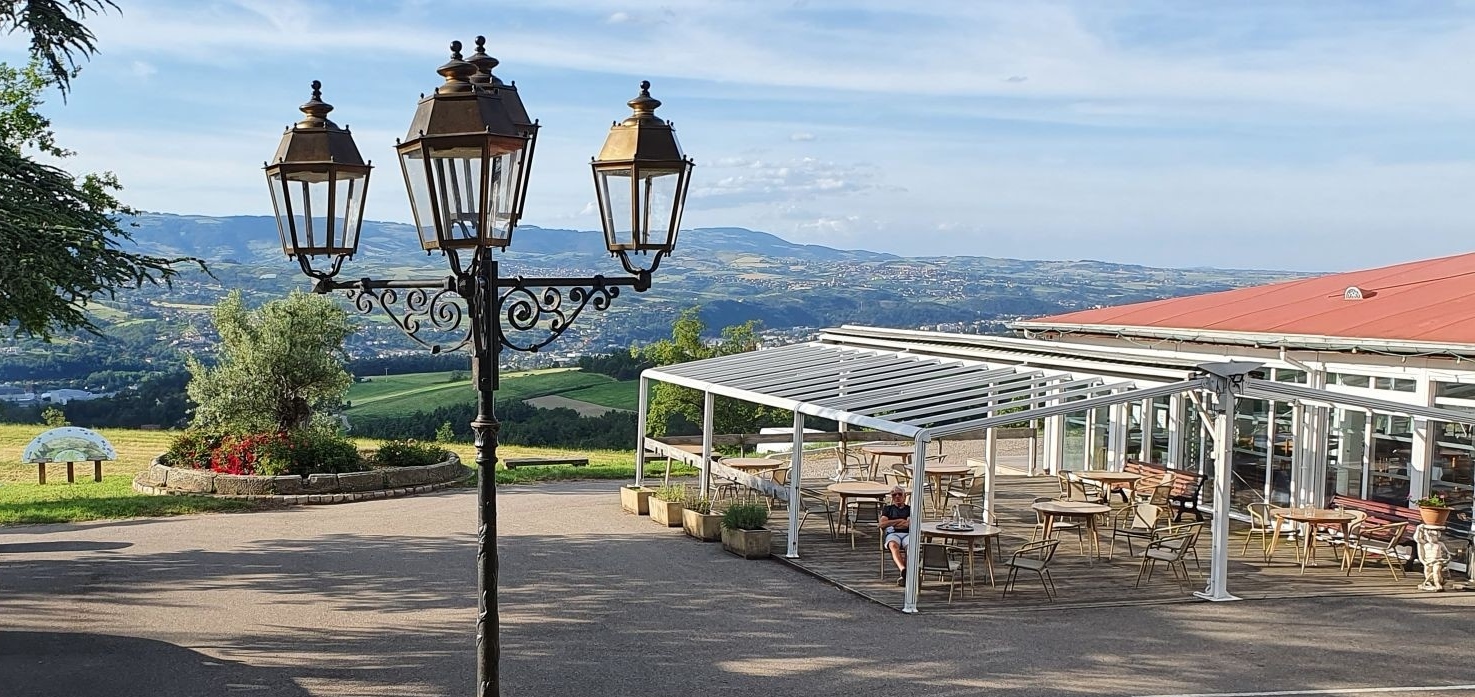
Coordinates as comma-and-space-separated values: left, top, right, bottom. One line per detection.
635, 307, 782, 437
186, 291, 355, 434
1, 2, 198, 338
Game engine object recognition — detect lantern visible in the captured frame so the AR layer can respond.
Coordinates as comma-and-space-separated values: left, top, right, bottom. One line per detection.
467, 35, 539, 233
398, 41, 530, 252
264, 80, 371, 279
591, 81, 694, 275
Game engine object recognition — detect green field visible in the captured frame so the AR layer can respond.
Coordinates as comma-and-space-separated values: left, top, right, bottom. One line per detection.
558, 381, 639, 411
345, 368, 623, 419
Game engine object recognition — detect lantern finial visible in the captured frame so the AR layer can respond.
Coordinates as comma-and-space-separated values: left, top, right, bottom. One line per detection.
626, 80, 661, 121
436, 40, 476, 94
297, 80, 335, 128
469, 36, 503, 86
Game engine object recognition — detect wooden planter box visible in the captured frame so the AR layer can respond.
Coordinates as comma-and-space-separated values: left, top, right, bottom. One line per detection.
721, 527, 772, 559
683, 509, 722, 541
649, 498, 684, 527
620, 486, 653, 515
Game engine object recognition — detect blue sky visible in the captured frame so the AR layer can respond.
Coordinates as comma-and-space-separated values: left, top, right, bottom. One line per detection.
5, 0, 1475, 270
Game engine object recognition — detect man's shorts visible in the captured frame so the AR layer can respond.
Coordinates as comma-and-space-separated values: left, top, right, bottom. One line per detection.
885, 532, 909, 548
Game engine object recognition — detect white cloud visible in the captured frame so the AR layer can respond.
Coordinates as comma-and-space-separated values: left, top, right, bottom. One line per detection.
129, 61, 157, 78
606, 11, 630, 24
789, 132, 816, 142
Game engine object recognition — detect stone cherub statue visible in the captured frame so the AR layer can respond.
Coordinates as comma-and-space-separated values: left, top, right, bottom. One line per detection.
1415, 524, 1452, 592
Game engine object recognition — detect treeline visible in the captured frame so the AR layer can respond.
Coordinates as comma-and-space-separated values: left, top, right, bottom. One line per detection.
0, 371, 192, 428
575, 351, 652, 380
350, 399, 636, 450
346, 354, 471, 377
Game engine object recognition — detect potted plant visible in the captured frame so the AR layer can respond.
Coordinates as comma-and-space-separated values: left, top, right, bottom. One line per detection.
649, 484, 686, 527
1415, 494, 1452, 526
720, 501, 772, 559
620, 484, 654, 515
682, 495, 722, 541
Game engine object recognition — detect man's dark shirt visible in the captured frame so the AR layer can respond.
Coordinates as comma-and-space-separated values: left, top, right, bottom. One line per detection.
882, 503, 911, 525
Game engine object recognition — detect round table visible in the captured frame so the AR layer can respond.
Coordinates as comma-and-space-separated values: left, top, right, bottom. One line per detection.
723, 457, 784, 473
862, 444, 916, 479
919, 521, 1002, 590
906, 463, 972, 508
1079, 471, 1143, 504
1267, 507, 1355, 574
827, 481, 894, 537
1031, 500, 1111, 559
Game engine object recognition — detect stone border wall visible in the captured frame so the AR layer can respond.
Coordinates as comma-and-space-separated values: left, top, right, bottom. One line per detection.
132, 454, 471, 505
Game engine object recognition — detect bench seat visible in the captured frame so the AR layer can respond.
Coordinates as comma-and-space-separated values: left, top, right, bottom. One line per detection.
1125, 459, 1210, 522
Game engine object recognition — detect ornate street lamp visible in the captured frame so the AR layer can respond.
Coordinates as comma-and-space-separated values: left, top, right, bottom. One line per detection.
264, 41, 693, 697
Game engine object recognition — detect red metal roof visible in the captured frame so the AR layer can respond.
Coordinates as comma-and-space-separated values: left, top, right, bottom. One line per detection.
1020, 252, 1475, 346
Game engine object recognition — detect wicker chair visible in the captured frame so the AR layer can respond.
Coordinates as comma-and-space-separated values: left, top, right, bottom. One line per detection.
1345, 520, 1409, 580
1000, 539, 1060, 601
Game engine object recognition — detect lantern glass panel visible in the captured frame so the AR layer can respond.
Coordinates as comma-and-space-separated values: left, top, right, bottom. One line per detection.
267, 170, 295, 256
399, 147, 441, 250
329, 170, 368, 253
486, 149, 522, 245
596, 167, 633, 251
637, 166, 682, 250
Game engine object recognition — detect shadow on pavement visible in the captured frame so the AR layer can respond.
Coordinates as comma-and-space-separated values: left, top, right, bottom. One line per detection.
0, 631, 311, 697
0, 540, 132, 554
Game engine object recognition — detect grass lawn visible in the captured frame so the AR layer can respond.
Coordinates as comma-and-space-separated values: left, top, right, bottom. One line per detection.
558, 380, 639, 411
0, 423, 681, 524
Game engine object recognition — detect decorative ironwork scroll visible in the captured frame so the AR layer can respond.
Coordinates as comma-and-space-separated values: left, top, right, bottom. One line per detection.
344, 285, 473, 354
496, 278, 621, 353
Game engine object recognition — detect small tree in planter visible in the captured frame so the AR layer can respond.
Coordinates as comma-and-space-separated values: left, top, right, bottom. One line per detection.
621, 484, 654, 515
649, 484, 686, 527
682, 495, 721, 541
1415, 494, 1452, 526
721, 501, 772, 559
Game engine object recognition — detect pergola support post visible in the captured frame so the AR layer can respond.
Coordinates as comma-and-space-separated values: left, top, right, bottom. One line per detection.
1195, 362, 1255, 603
902, 436, 928, 613
635, 377, 649, 488
700, 391, 715, 498
786, 411, 804, 558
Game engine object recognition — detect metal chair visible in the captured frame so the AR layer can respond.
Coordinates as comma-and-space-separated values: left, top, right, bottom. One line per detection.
1109, 502, 1164, 560
1000, 539, 1060, 601
945, 474, 985, 508
798, 489, 836, 540
918, 543, 967, 603
1135, 529, 1197, 591
1345, 520, 1409, 580
1241, 502, 1278, 561
847, 500, 881, 550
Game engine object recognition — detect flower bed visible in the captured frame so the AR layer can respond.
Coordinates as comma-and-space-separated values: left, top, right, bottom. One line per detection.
133, 453, 469, 503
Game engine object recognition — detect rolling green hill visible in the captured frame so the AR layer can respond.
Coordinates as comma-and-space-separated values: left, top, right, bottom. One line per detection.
558, 381, 639, 411
345, 368, 625, 419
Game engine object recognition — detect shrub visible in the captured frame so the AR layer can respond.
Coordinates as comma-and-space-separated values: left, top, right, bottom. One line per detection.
165, 428, 361, 477
721, 501, 769, 531
654, 484, 686, 503
373, 439, 448, 468
164, 429, 224, 469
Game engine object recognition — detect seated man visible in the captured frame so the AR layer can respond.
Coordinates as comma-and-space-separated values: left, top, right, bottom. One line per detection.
881, 486, 912, 584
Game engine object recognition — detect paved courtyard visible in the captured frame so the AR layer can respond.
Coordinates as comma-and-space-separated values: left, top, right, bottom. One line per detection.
2, 479, 1474, 696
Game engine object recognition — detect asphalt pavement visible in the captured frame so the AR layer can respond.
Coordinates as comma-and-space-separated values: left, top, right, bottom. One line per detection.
1, 480, 1473, 697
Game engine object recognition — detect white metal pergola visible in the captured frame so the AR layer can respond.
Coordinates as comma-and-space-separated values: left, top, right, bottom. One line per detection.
636, 337, 1475, 612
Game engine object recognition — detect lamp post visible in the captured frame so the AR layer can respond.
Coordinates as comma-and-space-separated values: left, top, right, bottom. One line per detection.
264, 39, 694, 697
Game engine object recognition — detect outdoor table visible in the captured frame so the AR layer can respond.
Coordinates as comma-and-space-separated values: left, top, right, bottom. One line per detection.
1267, 506, 1355, 574
1031, 500, 1111, 560
1080, 471, 1143, 504
861, 444, 915, 479
827, 481, 892, 535
905, 462, 971, 509
919, 521, 1002, 591
723, 457, 784, 474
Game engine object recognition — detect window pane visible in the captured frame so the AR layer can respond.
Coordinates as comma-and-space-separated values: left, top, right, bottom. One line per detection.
1325, 408, 1366, 500
1437, 382, 1475, 400
1368, 413, 1412, 505
1274, 368, 1307, 384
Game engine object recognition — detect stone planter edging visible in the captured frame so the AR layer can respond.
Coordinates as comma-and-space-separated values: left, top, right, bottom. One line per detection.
133, 454, 471, 505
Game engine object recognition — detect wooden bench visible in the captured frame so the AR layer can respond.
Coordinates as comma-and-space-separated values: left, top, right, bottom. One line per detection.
502, 457, 588, 470
1124, 459, 1210, 522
